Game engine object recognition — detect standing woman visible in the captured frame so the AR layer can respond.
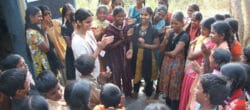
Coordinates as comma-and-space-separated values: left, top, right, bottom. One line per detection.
131, 6, 160, 103
159, 11, 189, 110
127, 0, 145, 25
71, 8, 114, 79
185, 12, 202, 41
25, 6, 50, 76
61, 3, 76, 80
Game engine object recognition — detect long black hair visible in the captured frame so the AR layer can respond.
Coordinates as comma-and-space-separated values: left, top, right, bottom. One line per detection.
61, 3, 74, 24
225, 18, 240, 42
25, 6, 44, 36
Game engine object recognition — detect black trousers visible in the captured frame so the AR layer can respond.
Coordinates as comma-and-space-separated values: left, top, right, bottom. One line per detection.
134, 76, 153, 97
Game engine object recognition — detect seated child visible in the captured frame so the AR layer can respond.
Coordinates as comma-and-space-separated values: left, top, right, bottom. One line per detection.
64, 80, 91, 110
74, 54, 111, 109
35, 71, 67, 110
93, 83, 125, 110
21, 95, 49, 110
0, 68, 30, 110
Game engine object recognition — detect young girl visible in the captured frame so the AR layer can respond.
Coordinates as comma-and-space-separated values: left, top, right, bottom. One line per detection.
185, 12, 202, 41
184, 4, 199, 26
61, 3, 76, 80
159, 11, 188, 110
158, 0, 171, 26
180, 17, 216, 110
225, 18, 243, 62
71, 8, 114, 79
107, 0, 124, 23
92, 5, 110, 41
103, 7, 133, 96
127, 0, 145, 25
25, 6, 50, 76
131, 6, 160, 103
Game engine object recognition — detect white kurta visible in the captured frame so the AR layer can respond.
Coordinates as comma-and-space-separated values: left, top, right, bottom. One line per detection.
72, 30, 100, 79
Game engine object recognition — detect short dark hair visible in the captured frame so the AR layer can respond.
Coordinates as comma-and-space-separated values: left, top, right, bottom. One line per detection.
39, 5, 50, 17
0, 54, 23, 71
21, 95, 49, 110
200, 74, 230, 105
113, 6, 125, 16
74, 54, 95, 76
75, 8, 93, 22
68, 80, 91, 110
189, 4, 199, 11
144, 103, 170, 110
171, 11, 184, 22
96, 5, 109, 15
64, 80, 77, 105
100, 83, 122, 108
213, 48, 231, 70
0, 68, 27, 97
215, 14, 225, 21
200, 17, 216, 30
244, 45, 250, 62
35, 71, 58, 95
192, 11, 202, 21
155, 5, 168, 15
221, 63, 247, 95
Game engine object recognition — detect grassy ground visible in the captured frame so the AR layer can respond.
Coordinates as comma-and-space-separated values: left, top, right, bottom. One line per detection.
76, 0, 229, 18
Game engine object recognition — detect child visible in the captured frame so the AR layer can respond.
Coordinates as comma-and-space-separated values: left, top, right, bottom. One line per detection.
93, 83, 125, 110
61, 3, 76, 80
74, 54, 111, 109
131, 6, 160, 104
21, 95, 49, 110
159, 11, 188, 110
107, 0, 124, 23
184, 4, 199, 26
0, 68, 30, 110
98, 0, 111, 5
158, 0, 171, 26
93, 5, 110, 41
35, 71, 66, 110
225, 18, 243, 62
127, 0, 145, 25
185, 12, 202, 41
104, 6, 133, 97
64, 80, 91, 110
71, 8, 114, 79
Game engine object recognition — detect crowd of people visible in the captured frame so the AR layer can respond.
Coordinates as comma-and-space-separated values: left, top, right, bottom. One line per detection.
0, 0, 249, 110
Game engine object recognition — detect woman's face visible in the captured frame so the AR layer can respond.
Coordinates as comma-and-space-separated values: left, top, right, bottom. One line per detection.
154, 10, 166, 22
114, 12, 125, 26
201, 25, 210, 37
43, 10, 52, 23
16, 58, 28, 73
79, 16, 93, 31
187, 6, 195, 18
140, 10, 152, 24
191, 16, 200, 28
30, 11, 42, 24
65, 10, 72, 21
170, 18, 184, 31
210, 27, 224, 44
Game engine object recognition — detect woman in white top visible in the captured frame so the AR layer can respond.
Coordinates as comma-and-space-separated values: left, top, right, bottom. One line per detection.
72, 8, 113, 79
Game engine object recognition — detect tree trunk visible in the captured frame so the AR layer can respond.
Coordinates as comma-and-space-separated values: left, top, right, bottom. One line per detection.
242, 0, 250, 47
231, 0, 244, 44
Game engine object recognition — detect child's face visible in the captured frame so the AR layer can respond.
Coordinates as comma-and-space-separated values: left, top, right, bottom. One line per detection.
46, 83, 62, 101
102, 0, 111, 5
114, 12, 125, 26
201, 25, 210, 37
154, 10, 166, 22
191, 16, 200, 28
195, 81, 207, 104
158, 0, 167, 6
112, 0, 123, 8
97, 8, 108, 22
65, 10, 72, 21
16, 58, 28, 73
140, 10, 152, 24
170, 18, 184, 31
187, 6, 195, 18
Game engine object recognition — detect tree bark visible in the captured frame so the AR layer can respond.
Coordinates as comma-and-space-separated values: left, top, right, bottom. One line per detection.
231, 0, 244, 44
242, 0, 250, 47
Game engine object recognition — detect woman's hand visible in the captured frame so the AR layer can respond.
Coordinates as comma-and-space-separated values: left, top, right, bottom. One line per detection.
97, 35, 114, 49
201, 43, 211, 57
138, 37, 145, 47
126, 49, 133, 59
